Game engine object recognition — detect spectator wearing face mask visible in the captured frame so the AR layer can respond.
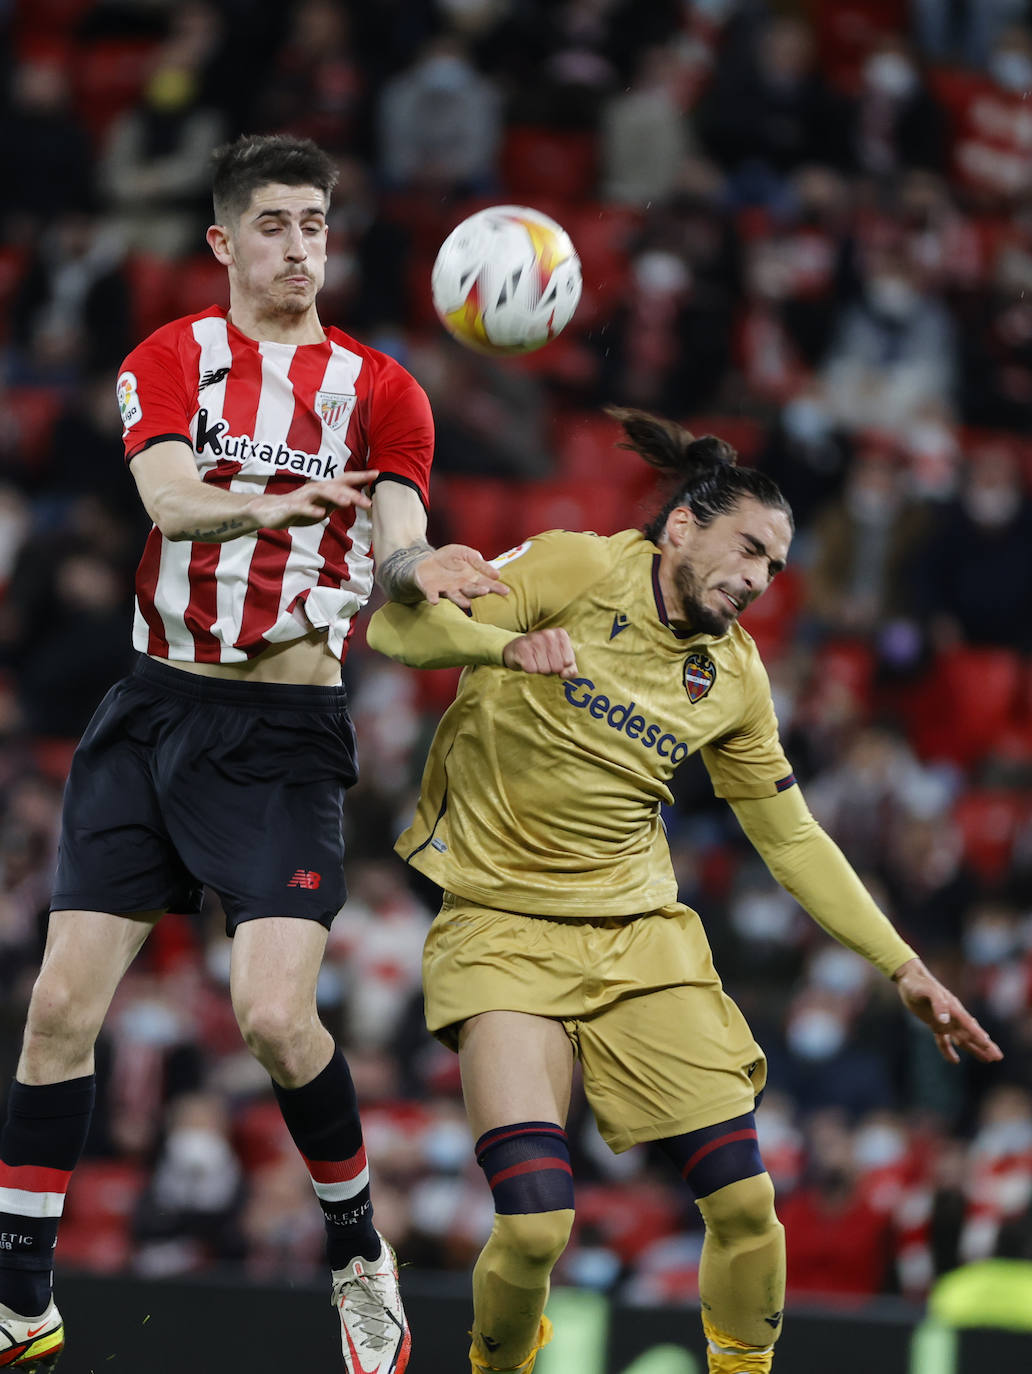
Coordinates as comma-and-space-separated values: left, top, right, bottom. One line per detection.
805, 441, 932, 637
913, 439, 1032, 651
822, 248, 958, 431
848, 36, 948, 177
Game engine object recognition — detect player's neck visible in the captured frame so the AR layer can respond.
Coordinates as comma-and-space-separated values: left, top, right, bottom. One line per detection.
227, 302, 327, 346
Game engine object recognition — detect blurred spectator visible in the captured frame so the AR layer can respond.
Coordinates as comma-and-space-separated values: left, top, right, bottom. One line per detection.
99, 11, 226, 256
805, 441, 931, 636
913, 0, 1031, 71
8, 214, 132, 383
757, 383, 850, 533
132, 1091, 246, 1274
408, 336, 552, 479
848, 35, 948, 178
253, 0, 366, 155
601, 44, 694, 207
822, 246, 958, 430
957, 238, 1032, 431
0, 59, 95, 232
377, 36, 502, 194
914, 438, 1032, 651
779, 1108, 895, 1296
767, 989, 896, 1119
699, 15, 845, 186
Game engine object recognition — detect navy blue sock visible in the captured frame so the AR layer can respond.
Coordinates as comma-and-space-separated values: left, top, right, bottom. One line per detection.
273, 1051, 380, 1268
475, 1122, 574, 1214
655, 1111, 765, 1200
0, 1076, 95, 1316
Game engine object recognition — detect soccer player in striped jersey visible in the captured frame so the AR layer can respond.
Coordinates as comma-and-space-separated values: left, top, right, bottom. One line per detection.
0, 134, 505, 1374
366, 409, 1002, 1374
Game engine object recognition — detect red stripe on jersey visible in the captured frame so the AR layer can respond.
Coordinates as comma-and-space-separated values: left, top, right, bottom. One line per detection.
489, 1158, 573, 1187
680, 1128, 758, 1180
182, 331, 258, 661
301, 1146, 368, 1185
135, 528, 169, 656
0, 1162, 72, 1194
236, 345, 329, 651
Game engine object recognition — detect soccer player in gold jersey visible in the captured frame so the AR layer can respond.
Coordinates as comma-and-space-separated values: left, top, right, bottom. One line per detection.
367, 409, 1001, 1374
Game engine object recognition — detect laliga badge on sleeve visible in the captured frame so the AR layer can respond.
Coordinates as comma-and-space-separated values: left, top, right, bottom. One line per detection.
117, 371, 142, 432
490, 540, 532, 569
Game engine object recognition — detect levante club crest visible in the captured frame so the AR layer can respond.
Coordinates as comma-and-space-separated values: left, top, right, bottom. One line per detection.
683, 653, 717, 702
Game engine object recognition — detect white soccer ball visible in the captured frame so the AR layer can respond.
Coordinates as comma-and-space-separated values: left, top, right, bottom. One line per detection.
431, 204, 582, 355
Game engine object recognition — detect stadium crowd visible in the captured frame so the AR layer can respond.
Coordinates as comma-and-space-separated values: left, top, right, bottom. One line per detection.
1, 0, 1032, 1311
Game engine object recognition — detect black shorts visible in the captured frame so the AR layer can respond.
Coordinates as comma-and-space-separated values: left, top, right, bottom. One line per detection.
52, 655, 358, 933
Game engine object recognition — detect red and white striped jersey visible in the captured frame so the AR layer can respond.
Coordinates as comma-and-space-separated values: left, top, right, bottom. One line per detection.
117, 307, 434, 664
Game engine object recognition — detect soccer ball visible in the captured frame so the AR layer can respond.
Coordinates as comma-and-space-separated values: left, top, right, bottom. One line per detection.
431, 204, 582, 356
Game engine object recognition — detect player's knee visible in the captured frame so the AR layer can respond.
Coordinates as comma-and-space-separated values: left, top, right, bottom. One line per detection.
491, 1209, 574, 1271
698, 1172, 781, 1247
24, 970, 100, 1054
235, 996, 312, 1074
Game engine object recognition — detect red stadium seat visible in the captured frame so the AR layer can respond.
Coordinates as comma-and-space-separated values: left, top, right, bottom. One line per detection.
4, 387, 62, 469
682, 413, 765, 464
953, 789, 1029, 884
70, 39, 159, 144
500, 126, 598, 203
0, 246, 27, 345
126, 253, 179, 341
903, 646, 1022, 766
739, 565, 803, 661
57, 1159, 144, 1272
563, 202, 642, 326
517, 478, 626, 538
431, 475, 523, 556
551, 411, 655, 497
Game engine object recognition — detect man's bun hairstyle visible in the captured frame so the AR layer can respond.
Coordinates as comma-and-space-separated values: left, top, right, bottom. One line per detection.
604, 406, 793, 542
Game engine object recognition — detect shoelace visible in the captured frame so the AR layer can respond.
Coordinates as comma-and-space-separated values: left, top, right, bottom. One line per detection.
332, 1273, 401, 1353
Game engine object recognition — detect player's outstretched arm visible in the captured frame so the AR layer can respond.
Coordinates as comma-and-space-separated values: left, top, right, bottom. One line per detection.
367, 599, 578, 678
371, 480, 508, 607
892, 957, 1002, 1065
131, 440, 377, 541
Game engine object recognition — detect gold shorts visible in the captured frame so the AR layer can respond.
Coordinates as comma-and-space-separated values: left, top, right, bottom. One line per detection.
422, 893, 767, 1153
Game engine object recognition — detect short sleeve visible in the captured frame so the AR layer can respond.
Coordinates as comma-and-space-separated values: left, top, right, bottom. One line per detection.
118, 330, 194, 462
469, 529, 613, 633
701, 643, 795, 800
367, 360, 434, 509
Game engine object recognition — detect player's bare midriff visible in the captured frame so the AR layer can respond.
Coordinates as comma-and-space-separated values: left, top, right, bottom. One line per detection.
151, 625, 342, 685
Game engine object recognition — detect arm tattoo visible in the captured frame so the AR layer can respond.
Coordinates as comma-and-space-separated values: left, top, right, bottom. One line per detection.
377, 539, 434, 603
180, 517, 251, 542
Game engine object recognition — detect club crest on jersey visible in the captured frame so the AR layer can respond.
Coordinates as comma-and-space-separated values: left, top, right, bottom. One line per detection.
683, 653, 717, 703
316, 391, 356, 432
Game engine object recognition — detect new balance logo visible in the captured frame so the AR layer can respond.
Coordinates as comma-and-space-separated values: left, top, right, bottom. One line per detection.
198, 365, 231, 391
610, 612, 630, 639
287, 869, 322, 890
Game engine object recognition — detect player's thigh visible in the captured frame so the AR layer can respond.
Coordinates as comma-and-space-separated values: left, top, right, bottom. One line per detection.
229, 915, 329, 1024
458, 1010, 577, 1139
30, 908, 161, 1032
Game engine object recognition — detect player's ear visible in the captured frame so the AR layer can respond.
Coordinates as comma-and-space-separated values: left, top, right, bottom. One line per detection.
665, 505, 695, 546
207, 223, 233, 265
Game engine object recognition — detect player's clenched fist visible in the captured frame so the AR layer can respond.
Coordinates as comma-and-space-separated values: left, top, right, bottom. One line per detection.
502, 628, 579, 679
249, 469, 379, 528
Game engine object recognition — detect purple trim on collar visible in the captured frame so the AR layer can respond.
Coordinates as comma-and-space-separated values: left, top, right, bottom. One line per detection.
651, 554, 695, 640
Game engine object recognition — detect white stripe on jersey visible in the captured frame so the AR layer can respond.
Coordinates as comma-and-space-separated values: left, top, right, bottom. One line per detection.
209, 341, 293, 659
309, 1164, 371, 1204
0, 1186, 67, 1219
274, 342, 367, 640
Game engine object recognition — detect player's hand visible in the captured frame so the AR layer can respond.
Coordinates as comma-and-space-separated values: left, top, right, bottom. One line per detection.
503, 629, 578, 679
892, 957, 1003, 1065
414, 544, 510, 608
248, 469, 379, 528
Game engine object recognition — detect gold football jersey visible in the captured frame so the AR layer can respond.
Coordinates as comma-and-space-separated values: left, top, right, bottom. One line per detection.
395, 529, 795, 916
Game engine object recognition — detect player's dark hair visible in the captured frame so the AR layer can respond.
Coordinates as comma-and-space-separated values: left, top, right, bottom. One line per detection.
605, 407, 794, 542
211, 134, 339, 226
